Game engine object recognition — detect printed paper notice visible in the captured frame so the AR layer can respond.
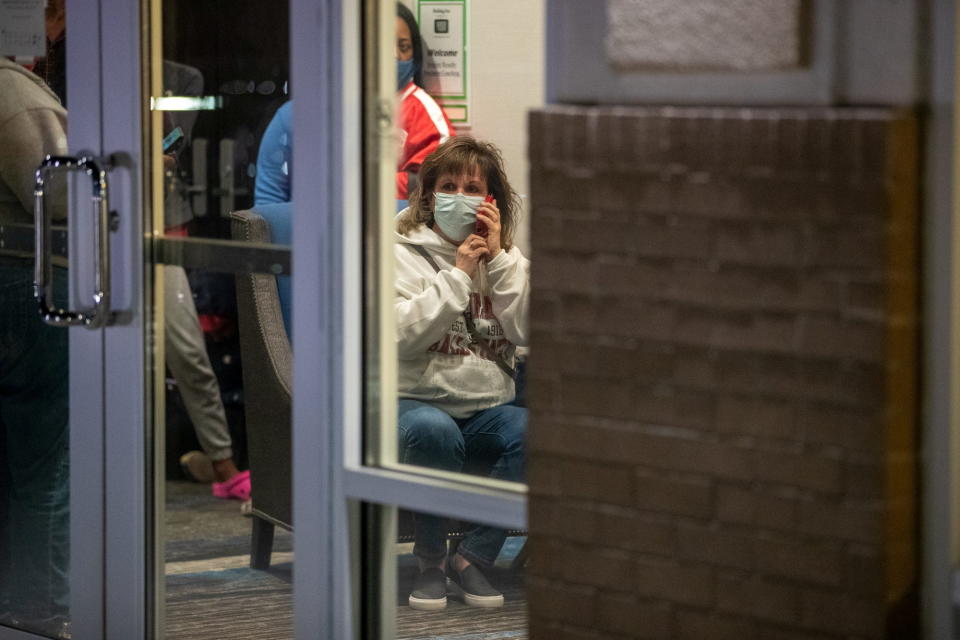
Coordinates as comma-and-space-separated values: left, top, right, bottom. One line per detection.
0, 0, 45, 57
418, 0, 467, 103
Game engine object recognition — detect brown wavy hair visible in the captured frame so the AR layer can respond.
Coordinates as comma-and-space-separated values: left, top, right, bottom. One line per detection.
398, 136, 521, 251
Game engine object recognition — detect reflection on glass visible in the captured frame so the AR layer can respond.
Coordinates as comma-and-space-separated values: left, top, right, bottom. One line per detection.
156, 0, 292, 636
0, 0, 71, 636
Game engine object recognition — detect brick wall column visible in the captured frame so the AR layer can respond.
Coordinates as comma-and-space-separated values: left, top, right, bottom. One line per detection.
526, 106, 919, 640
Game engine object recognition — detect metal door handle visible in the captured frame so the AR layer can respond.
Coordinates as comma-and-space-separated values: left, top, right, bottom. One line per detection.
34, 155, 114, 328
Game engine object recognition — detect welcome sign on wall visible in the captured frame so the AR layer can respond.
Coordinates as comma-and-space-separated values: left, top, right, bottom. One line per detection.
416, 0, 469, 124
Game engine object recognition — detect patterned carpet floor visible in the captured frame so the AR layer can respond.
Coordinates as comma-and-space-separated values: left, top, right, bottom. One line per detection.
163, 481, 527, 639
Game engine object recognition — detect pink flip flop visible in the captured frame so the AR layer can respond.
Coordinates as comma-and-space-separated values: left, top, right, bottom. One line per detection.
212, 469, 251, 501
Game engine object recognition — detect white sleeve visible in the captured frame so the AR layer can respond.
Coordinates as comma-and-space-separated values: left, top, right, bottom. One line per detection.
485, 247, 530, 347
395, 245, 473, 357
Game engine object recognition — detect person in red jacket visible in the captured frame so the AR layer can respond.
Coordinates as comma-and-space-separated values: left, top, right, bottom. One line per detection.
396, 2, 454, 200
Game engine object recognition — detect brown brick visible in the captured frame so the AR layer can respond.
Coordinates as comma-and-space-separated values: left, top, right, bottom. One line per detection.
633, 215, 715, 260
596, 260, 671, 296
674, 308, 797, 355
797, 404, 881, 454
558, 294, 600, 335
716, 222, 803, 268
799, 588, 885, 637
528, 454, 563, 497
526, 374, 559, 413
714, 352, 766, 394
529, 421, 755, 482
747, 178, 827, 221
633, 557, 713, 607
716, 485, 798, 531
797, 359, 885, 408
753, 354, 804, 398
675, 610, 758, 640
844, 548, 885, 597
666, 267, 839, 315
805, 226, 885, 270
594, 593, 671, 638
594, 344, 674, 382
534, 173, 595, 211
527, 577, 596, 627
558, 374, 635, 420
528, 497, 568, 538
845, 281, 886, 317
717, 395, 796, 439
558, 459, 634, 506
595, 508, 678, 557
844, 460, 883, 499
536, 254, 598, 295
666, 265, 763, 311
754, 449, 842, 494
755, 625, 838, 640
595, 300, 676, 341
527, 106, 918, 640
716, 572, 800, 624
797, 500, 883, 544
530, 291, 561, 334
797, 316, 886, 364
634, 386, 716, 431
754, 536, 844, 587
672, 348, 717, 389
671, 179, 745, 219
531, 620, 632, 640
678, 523, 755, 571
527, 536, 566, 582
559, 548, 635, 592
635, 471, 713, 519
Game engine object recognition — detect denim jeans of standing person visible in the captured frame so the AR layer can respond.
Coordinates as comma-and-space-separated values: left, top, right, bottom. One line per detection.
0, 261, 69, 632
398, 399, 526, 568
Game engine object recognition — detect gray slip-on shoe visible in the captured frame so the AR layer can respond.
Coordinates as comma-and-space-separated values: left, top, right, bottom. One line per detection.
446, 559, 504, 608
408, 567, 447, 611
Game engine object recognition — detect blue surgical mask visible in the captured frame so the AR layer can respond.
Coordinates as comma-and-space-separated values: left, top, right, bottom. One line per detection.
433, 192, 484, 242
397, 58, 416, 91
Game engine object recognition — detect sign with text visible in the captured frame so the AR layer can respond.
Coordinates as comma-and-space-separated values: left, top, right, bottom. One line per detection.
0, 0, 45, 57
417, 0, 468, 123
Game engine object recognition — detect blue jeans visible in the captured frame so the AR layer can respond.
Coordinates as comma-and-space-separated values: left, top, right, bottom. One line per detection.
398, 399, 526, 568
0, 262, 69, 628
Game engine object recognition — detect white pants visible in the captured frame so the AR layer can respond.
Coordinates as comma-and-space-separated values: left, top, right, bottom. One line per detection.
163, 265, 233, 461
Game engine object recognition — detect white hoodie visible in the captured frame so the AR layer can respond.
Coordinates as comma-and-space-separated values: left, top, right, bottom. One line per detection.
395, 215, 530, 418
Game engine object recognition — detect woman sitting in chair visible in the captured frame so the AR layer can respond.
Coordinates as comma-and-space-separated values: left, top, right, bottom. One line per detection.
394, 136, 529, 611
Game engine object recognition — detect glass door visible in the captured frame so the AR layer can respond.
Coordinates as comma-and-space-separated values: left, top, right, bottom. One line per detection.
0, 0, 118, 637
0, 1, 76, 632
144, 0, 297, 638
3, 0, 306, 637
292, 0, 544, 636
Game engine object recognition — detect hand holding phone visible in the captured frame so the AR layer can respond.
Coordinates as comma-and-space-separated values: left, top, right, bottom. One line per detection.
475, 194, 494, 237
162, 126, 185, 154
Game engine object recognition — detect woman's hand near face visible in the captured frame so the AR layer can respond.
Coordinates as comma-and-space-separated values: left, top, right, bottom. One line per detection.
455, 234, 490, 279
475, 198, 501, 257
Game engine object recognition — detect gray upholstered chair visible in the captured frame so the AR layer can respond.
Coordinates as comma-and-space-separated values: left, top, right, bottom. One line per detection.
230, 209, 292, 570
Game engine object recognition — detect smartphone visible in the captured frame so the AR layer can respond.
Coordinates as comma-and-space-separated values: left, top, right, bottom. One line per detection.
475, 194, 494, 236
162, 126, 185, 154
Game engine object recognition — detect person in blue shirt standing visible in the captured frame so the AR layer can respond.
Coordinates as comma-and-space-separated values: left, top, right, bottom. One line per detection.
254, 101, 292, 206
